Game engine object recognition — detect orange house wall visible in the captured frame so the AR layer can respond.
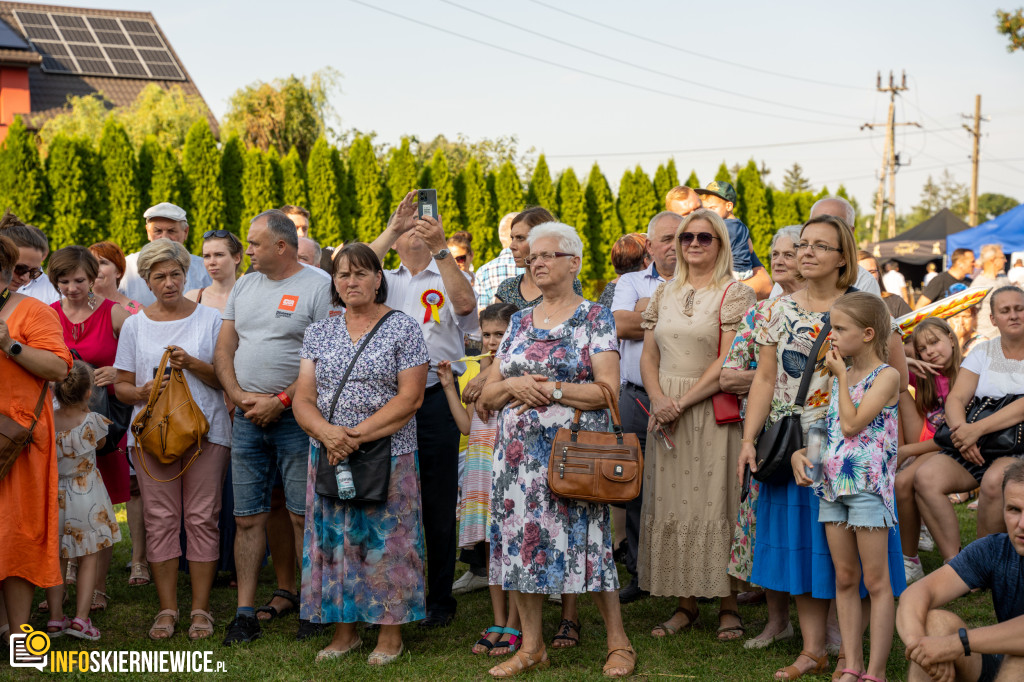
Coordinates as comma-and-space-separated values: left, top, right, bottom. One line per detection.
0, 66, 31, 142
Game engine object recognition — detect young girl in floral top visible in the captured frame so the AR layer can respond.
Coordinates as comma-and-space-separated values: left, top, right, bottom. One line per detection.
794, 292, 901, 682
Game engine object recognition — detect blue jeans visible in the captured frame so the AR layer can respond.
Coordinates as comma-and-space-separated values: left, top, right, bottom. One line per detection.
231, 408, 309, 516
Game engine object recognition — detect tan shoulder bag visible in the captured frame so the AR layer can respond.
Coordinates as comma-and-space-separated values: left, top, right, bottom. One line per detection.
131, 347, 210, 482
547, 382, 642, 504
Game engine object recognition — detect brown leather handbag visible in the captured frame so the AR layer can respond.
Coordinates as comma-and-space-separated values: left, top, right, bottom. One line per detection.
0, 382, 48, 483
547, 382, 642, 504
131, 347, 210, 482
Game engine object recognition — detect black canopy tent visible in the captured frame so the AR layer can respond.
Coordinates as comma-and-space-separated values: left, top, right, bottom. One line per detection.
866, 209, 971, 286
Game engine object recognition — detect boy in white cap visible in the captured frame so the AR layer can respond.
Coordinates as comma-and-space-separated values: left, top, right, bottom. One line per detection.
119, 202, 213, 305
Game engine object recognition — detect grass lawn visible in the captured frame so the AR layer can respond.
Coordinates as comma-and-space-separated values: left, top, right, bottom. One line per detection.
6, 504, 995, 681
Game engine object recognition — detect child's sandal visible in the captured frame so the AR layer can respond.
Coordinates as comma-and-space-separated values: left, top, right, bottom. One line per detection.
65, 617, 100, 641
46, 616, 71, 638
489, 627, 522, 657
473, 625, 504, 654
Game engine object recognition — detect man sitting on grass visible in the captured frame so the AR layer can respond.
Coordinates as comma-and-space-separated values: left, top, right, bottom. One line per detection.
896, 458, 1024, 681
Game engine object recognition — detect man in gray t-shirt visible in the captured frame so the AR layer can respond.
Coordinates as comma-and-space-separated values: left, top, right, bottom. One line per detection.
216, 209, 330, 646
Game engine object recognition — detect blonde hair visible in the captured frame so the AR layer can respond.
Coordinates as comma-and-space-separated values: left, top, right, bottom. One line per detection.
796, 215, 859, 289
831, 292, 891, 362
909, 317, 961, 417
668, 208, 734, 296
137, 238, 191, 282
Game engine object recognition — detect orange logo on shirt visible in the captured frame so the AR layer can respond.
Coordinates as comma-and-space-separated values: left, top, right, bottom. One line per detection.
278, 295, 299, 311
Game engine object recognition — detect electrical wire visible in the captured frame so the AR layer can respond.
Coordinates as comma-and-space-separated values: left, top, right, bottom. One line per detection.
523, 0, 868, 92
346, 0, 850, 128
437, 0, 863, 123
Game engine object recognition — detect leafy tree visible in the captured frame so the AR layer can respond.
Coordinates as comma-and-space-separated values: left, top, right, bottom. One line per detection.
584, 163, 619, 282
735, 159, 774, 263
349, 135, 386, 244
424, 149, 461, 231
494, 160, 524, 218
240, 147, 282, 265
99, 119, 142, 253
222, 68, 342, 161
978, 192, 1019, 221
220, 136, 245, 236
149, 143, 188, 218
416, 133, 532, 176
685, 170, 700, 189
182, 120, 225, 254
526, 154, 556, 210
333, 147, 355, 243
281, 146, 309, 210
46, 135, 98, 248
714, 162, 733, 186
136, 136, 156, 212
617, 166, 658, 235
782, 162, 812, 193
996, 8, 1024, 51
556, 168, 588, 275
771, 190, 802, 229
306, 136, 343, 245
459, 157, 497, 262
384, 137, 417, 213
906, 170, 969, 228
0, 117, 49, 228
653, 161, 678, 204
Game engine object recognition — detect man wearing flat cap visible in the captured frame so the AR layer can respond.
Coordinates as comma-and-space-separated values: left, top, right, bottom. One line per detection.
119, 202, 213, 305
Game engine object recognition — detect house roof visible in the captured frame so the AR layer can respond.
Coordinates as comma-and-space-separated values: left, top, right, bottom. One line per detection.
0, 2, 217, 134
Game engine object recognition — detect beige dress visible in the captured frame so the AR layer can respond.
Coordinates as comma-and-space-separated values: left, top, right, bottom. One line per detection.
637, 279, 756, 597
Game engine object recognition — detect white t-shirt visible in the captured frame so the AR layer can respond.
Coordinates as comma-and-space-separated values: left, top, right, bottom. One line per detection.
113, 303, 231, 448
18, 272, 60, 305
882, 270, 906, 296
961, 338, 1024, 399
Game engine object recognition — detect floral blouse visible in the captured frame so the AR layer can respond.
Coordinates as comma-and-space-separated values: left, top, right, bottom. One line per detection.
723, 298, 773, 372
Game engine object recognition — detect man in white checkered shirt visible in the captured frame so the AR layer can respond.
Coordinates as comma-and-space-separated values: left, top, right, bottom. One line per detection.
473, 212, 523, 309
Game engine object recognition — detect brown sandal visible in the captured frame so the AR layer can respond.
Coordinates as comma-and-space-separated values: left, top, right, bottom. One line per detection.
716, 609, 746, 642
775, 649, 829, 680
488, 648, 550, 678
148, 609, 179, 641
831, 653, 847, 681
188, 609, 215, 641
652, 605, 698, 637
603, 647, 637, 678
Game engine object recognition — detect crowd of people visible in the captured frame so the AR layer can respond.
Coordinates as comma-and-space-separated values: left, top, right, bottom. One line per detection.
0, 177, 1022, 681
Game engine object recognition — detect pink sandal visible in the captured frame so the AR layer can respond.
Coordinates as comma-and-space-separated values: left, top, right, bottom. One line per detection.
46, 616, 71, 638
66, 616, 100, 641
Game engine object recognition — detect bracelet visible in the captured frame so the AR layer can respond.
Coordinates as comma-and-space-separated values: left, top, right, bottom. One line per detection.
958, 628, 971, 657
277, 392, 292, 408
741, 438, 754, 443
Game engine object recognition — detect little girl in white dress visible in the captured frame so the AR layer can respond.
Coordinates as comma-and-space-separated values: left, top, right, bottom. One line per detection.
43, 360, 121, 641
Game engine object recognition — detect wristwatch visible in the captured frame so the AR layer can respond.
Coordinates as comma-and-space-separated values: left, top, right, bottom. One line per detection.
552, 381, 563, 401
432, 248, 451, 261
6, 341, 22, 357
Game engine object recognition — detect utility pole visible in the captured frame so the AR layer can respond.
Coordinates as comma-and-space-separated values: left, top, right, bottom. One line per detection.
962, 94, 988, 226
862, 71, 920, 241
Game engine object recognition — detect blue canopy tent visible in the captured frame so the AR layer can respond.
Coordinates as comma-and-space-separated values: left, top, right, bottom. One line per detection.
947, 203, 1024, 256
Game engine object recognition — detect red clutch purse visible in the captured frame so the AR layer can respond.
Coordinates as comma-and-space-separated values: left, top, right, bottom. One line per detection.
711, 282, 743, 425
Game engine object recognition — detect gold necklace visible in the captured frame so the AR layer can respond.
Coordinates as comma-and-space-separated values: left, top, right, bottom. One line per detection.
347, 306, 379, 341
540, 297, 578, 324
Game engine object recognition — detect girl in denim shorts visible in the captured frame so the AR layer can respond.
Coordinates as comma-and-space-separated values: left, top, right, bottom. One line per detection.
794, 292, 901, 682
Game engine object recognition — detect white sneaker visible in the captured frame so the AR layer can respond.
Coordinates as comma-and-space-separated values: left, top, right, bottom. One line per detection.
904, 555, 925, 584
919, 526, 936, 552
451, 570, 489, 595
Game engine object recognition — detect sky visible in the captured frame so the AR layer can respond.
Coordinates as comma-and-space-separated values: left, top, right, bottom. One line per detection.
104, 0, 1024, 217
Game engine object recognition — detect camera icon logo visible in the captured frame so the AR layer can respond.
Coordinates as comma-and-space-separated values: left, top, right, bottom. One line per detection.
9, 624, 50, 671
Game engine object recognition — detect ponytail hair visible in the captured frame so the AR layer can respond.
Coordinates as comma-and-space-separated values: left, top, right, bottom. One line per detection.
54, 360, 93, 408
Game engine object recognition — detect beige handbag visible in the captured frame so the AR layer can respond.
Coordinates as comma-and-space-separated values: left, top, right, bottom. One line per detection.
131, 347, 209, 482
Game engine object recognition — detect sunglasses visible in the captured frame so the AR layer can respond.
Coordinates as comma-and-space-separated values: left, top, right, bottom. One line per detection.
455, 254, 468, 264
678, 232, 720, 247
203, 230, 233, 239
14, 264, 43, 280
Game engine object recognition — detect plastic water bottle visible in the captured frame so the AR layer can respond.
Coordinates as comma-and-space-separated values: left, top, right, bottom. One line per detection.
805, 420, 826, 485
335, 459, 356, 499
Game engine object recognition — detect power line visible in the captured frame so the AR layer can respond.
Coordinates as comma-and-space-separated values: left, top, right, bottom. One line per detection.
524, 0, 868, 92
437, 0, 863, 123
346, 0, 850, 128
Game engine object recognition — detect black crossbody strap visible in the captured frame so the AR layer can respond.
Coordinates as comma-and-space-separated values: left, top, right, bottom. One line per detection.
325, 311, 398, 424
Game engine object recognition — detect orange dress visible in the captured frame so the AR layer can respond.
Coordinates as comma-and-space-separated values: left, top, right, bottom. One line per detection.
0, 297, 73, 588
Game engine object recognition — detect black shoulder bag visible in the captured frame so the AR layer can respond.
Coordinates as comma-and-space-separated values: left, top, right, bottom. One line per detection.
752, 316, 833, 484
314, 311, 398, 504
69, 349, 132, 457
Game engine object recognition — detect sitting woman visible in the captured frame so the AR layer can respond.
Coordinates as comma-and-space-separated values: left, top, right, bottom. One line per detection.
293, 242, 429, 666
480, 222, 634, 678
914, 286, 1024, 562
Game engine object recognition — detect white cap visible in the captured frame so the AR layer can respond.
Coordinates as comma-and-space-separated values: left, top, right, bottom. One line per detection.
144, 202, 187, 223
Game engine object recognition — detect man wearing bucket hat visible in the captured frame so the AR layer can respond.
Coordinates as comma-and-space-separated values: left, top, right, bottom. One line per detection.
119, 202, 213, 306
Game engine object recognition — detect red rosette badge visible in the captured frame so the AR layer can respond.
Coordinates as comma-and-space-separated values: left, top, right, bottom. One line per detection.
421, 288, 445, 323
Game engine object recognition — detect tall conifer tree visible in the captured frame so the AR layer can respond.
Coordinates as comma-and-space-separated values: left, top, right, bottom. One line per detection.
494, 161, 524, 219
281, 146, 309, 210
735, 160, 774, 263
0, 117, 48, 228
384, 138, 417, 213
349, 135, 386, 244
306, 136, 342, 246
47, 135, 97, 248
584, 163, 618, 282
459, 157, 496, 262
99, 119, 142, 253
526, 154, 556, 210
182, 120, 225, 254
220, 135, 244, 235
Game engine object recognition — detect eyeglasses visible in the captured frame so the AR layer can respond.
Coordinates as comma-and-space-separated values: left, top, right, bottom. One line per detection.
13, 264, 43, 280
203, 230, 233, 239
678, 232, 720, 247
454, 254, 468, 264
524, 251, 574, 266
795, 242, 842, 255
772, 251, 797, 263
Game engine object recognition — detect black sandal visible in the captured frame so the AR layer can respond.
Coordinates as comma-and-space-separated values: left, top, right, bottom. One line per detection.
551, 618, 581, 648
256, 589, 299, 620
716, 609, 745, 642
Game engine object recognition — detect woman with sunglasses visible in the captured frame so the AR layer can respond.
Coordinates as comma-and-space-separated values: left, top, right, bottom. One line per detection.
447, 231, 475, 281
637, 208, 756, 642
186, 230, 243, 314
736, 215, 908, 680
0, 214, 59, 304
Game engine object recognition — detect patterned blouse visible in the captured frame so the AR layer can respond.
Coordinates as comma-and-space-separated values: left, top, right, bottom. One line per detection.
723, 298, 774, 372
300, 311, 428, 455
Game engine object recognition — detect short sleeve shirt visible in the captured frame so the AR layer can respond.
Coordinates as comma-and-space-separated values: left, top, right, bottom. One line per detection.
948, 533, 1024, 624
961, 338, 1024, 399
921, 271, 972, 302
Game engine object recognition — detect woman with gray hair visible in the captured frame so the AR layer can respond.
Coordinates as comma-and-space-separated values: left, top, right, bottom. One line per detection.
970, 243, 1010, 341
113, 238, 231, 642
480, 222, 635, 678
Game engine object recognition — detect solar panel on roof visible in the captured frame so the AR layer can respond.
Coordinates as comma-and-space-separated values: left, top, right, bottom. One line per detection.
11, 9, 185, 81
0, 19, 31, 50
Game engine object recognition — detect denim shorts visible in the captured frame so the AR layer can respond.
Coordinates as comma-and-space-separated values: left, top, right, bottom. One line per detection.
231, 408, 310, 516
818, 492, 895, 529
